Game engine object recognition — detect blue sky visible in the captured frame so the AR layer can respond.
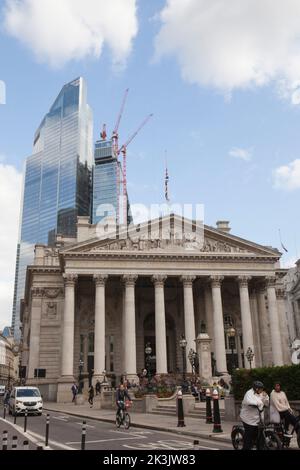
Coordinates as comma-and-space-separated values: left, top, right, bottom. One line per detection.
1, 0, 300, 327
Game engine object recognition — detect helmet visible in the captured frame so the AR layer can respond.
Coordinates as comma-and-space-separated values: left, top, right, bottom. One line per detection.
253, 380, 264, 391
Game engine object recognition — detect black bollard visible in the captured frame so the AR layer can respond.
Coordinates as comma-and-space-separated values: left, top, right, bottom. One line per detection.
205, 388, 212, 424
24, 409, 28, 433
3, 404, 6, 420
193, 440, 200, 450
177, 389, 185, 427
12, 435, 18, 450
212, 389, 223, 433
81, 421, 87, 450
14, 414, 17, 425
36, 445, 44, 450
23, 440, 29, 450
2, 430, 8, 451
45, 414, 50, 447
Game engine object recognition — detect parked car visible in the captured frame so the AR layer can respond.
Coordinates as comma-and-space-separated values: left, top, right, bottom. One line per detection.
9, 386, 43, 416
0, 385, 5, 396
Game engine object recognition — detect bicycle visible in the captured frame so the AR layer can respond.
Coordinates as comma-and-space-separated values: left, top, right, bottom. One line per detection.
231, 407, 282, 450
270, 409, 300, 449
116, 400, 131, 429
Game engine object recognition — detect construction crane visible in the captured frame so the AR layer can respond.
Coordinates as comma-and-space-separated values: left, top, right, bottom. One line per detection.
118, 113, 153, 224
112, 88, 129, 156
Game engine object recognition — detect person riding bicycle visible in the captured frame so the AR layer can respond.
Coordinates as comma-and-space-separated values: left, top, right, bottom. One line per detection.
270, 382, 298, 437
116, 383, 132, 419
240, 381, 269, 450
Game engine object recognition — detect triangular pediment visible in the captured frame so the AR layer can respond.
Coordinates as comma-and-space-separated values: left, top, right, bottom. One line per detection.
61, 215, 280, 259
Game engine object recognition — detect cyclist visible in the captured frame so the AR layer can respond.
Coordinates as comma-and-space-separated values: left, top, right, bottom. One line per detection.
116, 383, 132, 420
270, 382, 298, 437
240, 380, 269, 450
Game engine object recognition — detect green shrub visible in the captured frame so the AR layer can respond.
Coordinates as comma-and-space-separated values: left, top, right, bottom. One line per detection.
232, 364, 300, 400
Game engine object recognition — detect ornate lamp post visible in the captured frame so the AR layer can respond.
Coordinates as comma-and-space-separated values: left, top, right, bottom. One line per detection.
78, 356, 84, 394
227, 326, 236, 374
246, 347, 254, 369
145, 343, 152, 382
188, 349, 198, 378
179, 335, 187, 386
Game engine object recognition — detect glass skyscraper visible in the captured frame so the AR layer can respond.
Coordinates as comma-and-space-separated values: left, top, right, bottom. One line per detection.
12, 77, 93, 339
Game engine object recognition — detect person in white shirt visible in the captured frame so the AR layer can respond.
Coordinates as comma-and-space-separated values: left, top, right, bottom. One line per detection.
240, 381, 269, 450
270, 382, 298, 436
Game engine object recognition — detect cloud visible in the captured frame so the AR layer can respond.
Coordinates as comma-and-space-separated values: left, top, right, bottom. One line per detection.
229, 147, 252, 162
3, 0, 138, 67
155, 0, 300, 103
273, 159, 300, 190
281, 256, 298, 269
0, 162, 22, 330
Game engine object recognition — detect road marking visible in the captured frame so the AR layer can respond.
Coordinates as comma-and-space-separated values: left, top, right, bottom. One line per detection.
66, 435, 147, 445
26, 429, 76, 450
75, 422, 95, 428
52, 416, 69, 422
122, 439, 220, 450
0, 416, 45, 449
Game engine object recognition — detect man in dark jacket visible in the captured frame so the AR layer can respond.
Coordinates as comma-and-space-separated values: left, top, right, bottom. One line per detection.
116, 384, 132, 417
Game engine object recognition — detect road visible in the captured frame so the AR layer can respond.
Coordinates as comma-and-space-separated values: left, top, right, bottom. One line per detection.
0, 408, 232, 451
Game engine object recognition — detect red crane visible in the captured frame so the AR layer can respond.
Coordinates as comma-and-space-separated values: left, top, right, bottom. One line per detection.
112, 88, 129, 156
118, 113, 153, 223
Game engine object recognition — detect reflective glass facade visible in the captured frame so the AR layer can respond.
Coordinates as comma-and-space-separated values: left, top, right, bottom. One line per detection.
12, 77, 93, 339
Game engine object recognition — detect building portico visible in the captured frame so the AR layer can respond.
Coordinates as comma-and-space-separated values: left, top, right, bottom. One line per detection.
21, 215, 290, 402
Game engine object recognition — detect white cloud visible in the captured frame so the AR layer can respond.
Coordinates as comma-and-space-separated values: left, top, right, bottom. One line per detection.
155, 0, 300, 103
273, 159, 300, 190
3, 0, 138, 67
229, 147, 252, 161
0, 162, 22, 330
281, 256, 298, 268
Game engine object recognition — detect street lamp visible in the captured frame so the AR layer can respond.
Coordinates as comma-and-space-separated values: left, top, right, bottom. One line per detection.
179, 335, 187, 387
78, 356, 84, 394
246, 347, 254, 369
145, 343, 152, 382
227, 326, 236, 374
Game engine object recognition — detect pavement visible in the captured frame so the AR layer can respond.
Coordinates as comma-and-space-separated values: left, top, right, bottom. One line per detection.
43, 401, 235, 444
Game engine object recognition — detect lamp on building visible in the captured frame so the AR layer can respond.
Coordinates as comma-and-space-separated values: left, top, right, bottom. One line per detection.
246, 347, 254, 369
179, 335, 188, 387
145, 343, 152, 382
78, 355, 84, 394
226, 326, 236, 373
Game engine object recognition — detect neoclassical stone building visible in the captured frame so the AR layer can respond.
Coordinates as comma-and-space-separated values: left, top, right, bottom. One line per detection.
21, 215, 290, 402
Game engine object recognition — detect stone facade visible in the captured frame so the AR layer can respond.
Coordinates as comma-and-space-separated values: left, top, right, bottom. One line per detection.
21, 215, 290, 402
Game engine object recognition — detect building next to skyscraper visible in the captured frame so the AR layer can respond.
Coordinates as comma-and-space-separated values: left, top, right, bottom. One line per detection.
11, 77, 93, 340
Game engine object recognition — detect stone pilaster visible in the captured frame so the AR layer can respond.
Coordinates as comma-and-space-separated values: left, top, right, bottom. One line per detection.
28, 287, 43, 379
210, 276, 227, 374
123, 275, 138, 383
266, 277, 284, 366
181, 275, 196, 373
93, 275, 108, 382
152, 275, 168, 374
238, 276, 256, 369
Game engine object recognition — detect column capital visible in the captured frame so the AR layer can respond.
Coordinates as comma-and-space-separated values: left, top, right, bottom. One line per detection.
275, 287, 286, 299
63, 273, 78, 286
152, 275, 167, 287
181, 275, 196, 287
238, 275, 252, 288
210, 275, 224, 288
94, 274, 108, 287
266, 276, 276, 288
123, 274, 138, 287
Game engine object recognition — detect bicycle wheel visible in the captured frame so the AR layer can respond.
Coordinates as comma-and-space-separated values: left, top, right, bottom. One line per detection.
231, 427, 244, 450
124, 412, 131, 430
261, 430, 282, 450
116, 412, 122, 428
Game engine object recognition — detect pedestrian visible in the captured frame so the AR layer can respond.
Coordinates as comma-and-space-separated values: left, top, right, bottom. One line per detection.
4, 388, 10, 406
71, 382, 78, 403
240, 381, 269, 450
95, 380, 101, 395
270, 382, 298, 436
88, 385, 94, 407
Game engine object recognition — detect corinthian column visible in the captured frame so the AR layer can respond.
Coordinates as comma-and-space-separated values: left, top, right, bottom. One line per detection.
211, 276, 227, 374
266, 277, 284, 366
238, 276, 256, 369
181, 275, 196, 373
93, 275, 108, 382
61, 274, 77, 378
123, 275, 138, 382
152, 275, 168, 374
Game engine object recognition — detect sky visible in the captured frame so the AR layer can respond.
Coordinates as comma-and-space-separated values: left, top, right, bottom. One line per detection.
1, 0, 300, 329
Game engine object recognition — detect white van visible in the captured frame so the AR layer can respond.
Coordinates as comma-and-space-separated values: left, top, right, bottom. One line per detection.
0, 385, 5, 396
9, 386, 43, 416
